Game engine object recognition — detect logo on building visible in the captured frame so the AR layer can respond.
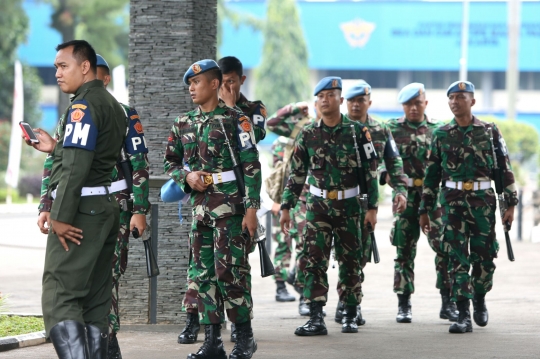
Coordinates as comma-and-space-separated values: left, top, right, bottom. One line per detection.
340, 19, 376, 48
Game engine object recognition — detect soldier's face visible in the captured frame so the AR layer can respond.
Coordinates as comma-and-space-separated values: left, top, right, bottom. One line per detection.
402, 94, 428, 122
448, 92, 475, 117
316, 89, 343, 117
347, 95, 371, 122
221, 72, 246, 102
188, 74, 219, 105
54, 46, 91, 94
96, 67, 111, 87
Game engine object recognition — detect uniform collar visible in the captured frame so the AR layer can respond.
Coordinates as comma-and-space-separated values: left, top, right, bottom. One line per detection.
448, 116, 481, 128
236, 93, 249, 108
72, 79, 103, 99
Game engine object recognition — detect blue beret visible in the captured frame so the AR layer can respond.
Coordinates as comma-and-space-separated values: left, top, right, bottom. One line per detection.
314, 76, 342, 96
183, 59, 219, 85
160, 179, 186, 202
447, 81, 475, 97
96, 54, 109, 69
397, 83, 425, 104
344, 81, 371, 100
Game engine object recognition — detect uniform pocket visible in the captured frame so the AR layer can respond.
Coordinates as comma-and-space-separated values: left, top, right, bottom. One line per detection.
78, 197, 106, 216
441, 143, 461, 173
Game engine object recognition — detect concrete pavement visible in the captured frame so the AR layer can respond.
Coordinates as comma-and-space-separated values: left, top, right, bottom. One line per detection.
1, 204, 539, 358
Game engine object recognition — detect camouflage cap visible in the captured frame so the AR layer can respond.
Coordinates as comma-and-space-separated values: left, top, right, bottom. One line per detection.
96, 54, 109, 69
314, 76, 342, 96
183, 59, 219, 85
344, 80, 371, 100
397, 82, 425, 104
447, 80, 475, 97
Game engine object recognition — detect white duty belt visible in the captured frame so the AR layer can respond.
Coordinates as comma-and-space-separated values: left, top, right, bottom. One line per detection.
51, 179, 128, 199
309, 185, 359, 200
445, 180, 491, 191
200, 170, 236, 185
407, 178, 424, 187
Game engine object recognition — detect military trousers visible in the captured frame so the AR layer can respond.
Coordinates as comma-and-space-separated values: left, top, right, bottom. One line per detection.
290, 200, 307, 288
42, 195, 119, 336
441, 203, 498, 302
303, 211, 362, 306
108, 209, 131, 335
191, 215, 253, 325
271, 213, 293, 282
182, 254, 200, 314
390, 190, 449, 294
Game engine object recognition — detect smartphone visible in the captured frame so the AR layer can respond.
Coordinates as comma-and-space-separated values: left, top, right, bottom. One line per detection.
19, 121, 39, 143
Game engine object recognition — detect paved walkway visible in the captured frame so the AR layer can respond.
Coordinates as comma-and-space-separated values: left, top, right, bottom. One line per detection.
1, 204, 539, 358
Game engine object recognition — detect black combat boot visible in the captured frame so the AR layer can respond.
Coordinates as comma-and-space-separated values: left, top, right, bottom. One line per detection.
187, 324, 227, 359
275, 281, 295, 302
85, 324, 108, 359
341, 305, 359, 333
49, 320, 90, 359
449, 299, 473, 333
178, 312, 201, 344
356, 305, 366, 326
230, 323, 237, 343
298, 295, 310, 316
396, 294, 412, 323
334, 301, 345, 323
107, 333, 122, 359
229, 321, 257, 359
472, 293, 489, 327
439, 289, 459, 322
294, 301, 328, 336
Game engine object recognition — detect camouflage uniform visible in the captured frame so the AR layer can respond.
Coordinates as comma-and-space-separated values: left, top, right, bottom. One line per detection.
39, 104, 150, 336
386, 116, 447, 294
421, 117, 518, 301
282, 115, 378, 306
164, 100, 261, 325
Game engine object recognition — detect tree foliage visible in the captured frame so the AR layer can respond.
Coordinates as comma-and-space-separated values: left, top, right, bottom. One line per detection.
217, 0, 263, 57
254, 0, 310, 115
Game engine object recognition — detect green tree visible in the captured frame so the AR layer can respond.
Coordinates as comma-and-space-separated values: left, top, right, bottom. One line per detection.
217, 0, 263, 57
254, 0, 310, 115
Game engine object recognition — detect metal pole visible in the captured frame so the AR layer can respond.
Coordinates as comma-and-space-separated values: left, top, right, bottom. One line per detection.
150, 204, 159, 324
506, 0, 521, 121
517, 190, 523, 241
459, 0, 470, 81
265, 211, 272, 254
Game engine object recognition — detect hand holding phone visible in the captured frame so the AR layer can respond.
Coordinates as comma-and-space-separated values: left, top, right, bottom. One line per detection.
19, 121, 39, 143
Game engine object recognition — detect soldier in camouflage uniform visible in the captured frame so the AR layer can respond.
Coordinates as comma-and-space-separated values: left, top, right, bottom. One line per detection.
164, 60, 261, 359
335, 81, 408, 325
281, 77, 379, 336
420, 81, 517, 334
386, 83, 458, 324
177, 56, 267, 346
35, 54, 150, 359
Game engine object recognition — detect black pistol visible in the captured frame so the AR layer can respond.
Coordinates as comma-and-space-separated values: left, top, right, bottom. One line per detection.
132, 226, 160, 277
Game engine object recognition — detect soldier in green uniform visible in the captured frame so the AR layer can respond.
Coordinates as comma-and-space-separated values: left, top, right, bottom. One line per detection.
334, 81, 408, 325
33, 54, 150, 359
280, 77, 379, 336
420, 81, 517, 334
37, 40, 127, 359
386, 83, 458, 324
165, 59, 261, 359
177, 56, 267, 346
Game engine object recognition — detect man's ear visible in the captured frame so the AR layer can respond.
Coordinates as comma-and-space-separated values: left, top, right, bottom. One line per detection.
240, 75, 247, 85
81, 60, 91, 75
212, 78, 221, 91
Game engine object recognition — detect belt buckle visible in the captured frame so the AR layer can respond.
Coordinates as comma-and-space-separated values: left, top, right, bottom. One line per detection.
327, 190, 338, 200
216, 173, 222, 183
203, 175, 213, 185
413, 178, 423, 187
463, 181, 474, 191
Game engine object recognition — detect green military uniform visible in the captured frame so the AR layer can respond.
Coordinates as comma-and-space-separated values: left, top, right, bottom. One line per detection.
41, 79, 127, 337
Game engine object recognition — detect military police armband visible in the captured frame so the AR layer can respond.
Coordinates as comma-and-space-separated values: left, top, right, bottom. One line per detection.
251, 103, 267, 130
125, 107, 148, 154
63, 100, 98, 151
236, 115, 256, 151
495, 132, 509, 157
359, 126, 377, 161
384, 134, 400, 158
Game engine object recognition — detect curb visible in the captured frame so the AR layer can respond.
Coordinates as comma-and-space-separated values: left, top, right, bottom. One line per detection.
0, 330, 47, 352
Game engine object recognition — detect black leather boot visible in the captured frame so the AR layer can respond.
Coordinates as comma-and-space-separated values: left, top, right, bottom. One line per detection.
230, 323, 237, 343
298, 295, 310, 316
294, 301, 328, 336
472, 293, 489, 327
229, 321, 257, 359
396, 294, 412, 323
275, 281, 295, 302
187, 324, 227, 359
341, 305, 358, 333
449, 299, 473, 333
439, 289, 459, 322
85, 324, 108, 359
107, 333, 122, 359
356, 305, 366, 326
49, 320, 90, 359
178, 312, 201, 344
334, 301, 344, 323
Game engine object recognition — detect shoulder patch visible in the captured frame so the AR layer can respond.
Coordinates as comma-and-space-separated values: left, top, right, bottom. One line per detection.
125, 107, 148, 154
235, 114, 255, 151
358, 123, 377, 161
384, 132, 400, 158
64, 99, 98, 151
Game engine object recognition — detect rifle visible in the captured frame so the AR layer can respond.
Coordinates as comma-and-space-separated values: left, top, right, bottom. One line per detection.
350, 124, 380, 264
133, 226, 160, 277
218, 118, 276, 277
489, 127, 515, 262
